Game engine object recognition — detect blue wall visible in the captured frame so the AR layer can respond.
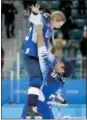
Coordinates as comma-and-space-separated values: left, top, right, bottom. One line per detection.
2, 79, 86, 105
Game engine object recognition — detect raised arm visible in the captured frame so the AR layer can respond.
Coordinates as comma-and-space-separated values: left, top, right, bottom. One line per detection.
36, 24, 45, 47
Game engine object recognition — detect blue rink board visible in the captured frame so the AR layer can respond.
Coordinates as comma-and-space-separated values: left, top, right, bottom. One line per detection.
2, 104, 86, 119
2, 79, 86, 119
2, 79, 86, 104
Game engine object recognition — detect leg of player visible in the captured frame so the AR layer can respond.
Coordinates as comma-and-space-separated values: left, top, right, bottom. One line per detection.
22, 55, 43, 119
26, 83, 42, 119
36, 24, 56, 83
36, 24, 67, 105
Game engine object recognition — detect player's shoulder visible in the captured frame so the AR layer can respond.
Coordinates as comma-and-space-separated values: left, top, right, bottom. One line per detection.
42, 16, 51, 26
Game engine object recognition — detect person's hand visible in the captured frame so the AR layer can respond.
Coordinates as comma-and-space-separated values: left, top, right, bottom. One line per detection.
30, 4, 40, 14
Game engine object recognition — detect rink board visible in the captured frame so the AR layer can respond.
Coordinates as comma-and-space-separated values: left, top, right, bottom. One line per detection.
2, 79, 86, 119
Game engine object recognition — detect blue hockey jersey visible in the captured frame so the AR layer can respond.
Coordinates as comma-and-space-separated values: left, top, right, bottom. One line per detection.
22, 16, 53, 58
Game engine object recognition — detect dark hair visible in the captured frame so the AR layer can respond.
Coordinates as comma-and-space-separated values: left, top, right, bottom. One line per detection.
61, 57, 74, 77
